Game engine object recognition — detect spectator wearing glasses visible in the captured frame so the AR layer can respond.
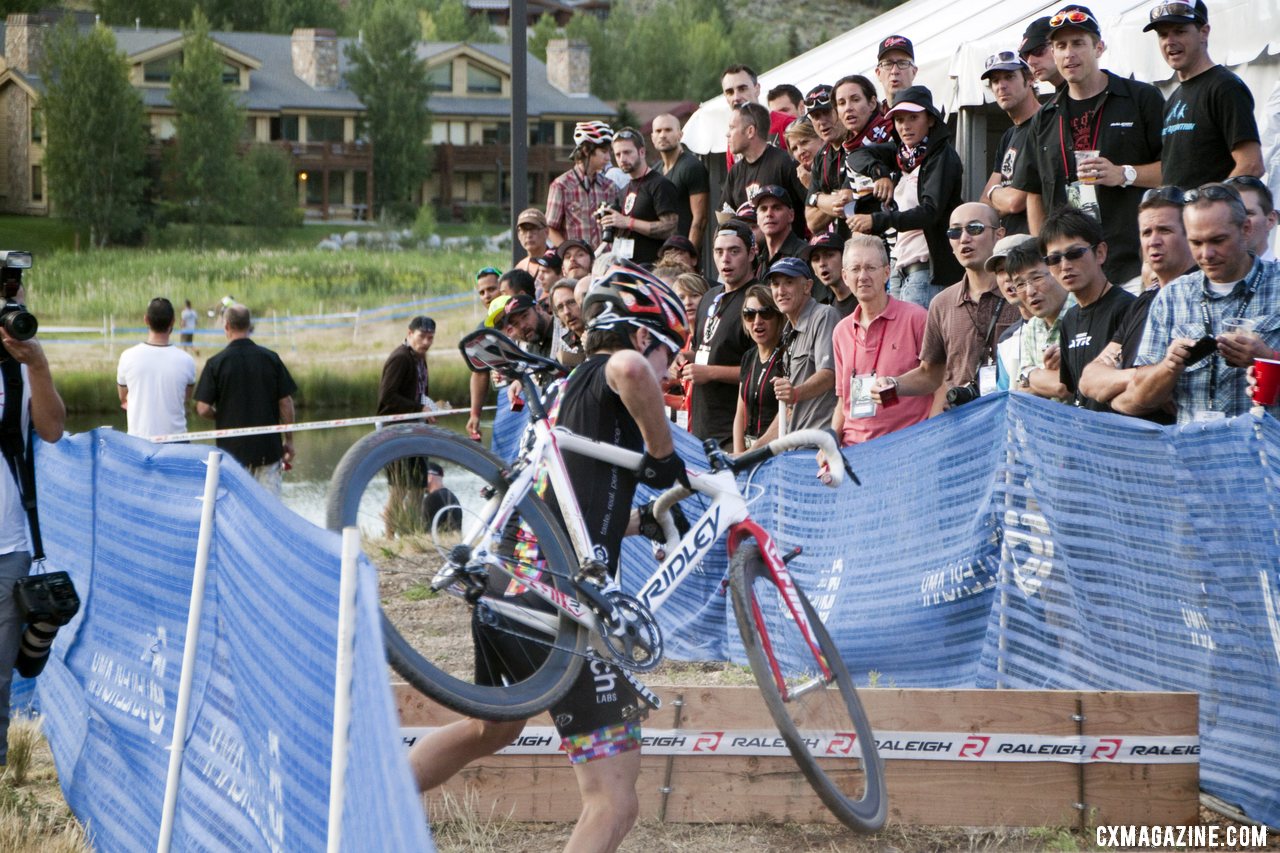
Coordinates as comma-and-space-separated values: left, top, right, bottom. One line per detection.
1011, 5, 1165, 288
1226, 176, 1278, 261
1018, 16, 1065, 89
767, 83, 803, 118
1078, 186, 1193, 421
514, 208, 551, 274
874, 35, 918, 112
651, 114, 710, 244
1003, 243, 1074, 401
870, 203, 1019, 412
722, 102, 808, 238
1146, 0, 1263, 190
597, 127, 680, 265
1118, 183, 1280, 422
985, 234, 1039, 390
807, 75, 894, 237
830, 234, 931, 445
846, 86, 964, 308
980, 52, 1040, 237
719, 64, 795, 169
733, 285, 785, 452
547, 121, 617, 248
1039, 206, 1135, 411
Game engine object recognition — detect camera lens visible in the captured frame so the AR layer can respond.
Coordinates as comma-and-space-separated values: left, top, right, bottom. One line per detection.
946, 384, 979, 407
0, 306, 37, 341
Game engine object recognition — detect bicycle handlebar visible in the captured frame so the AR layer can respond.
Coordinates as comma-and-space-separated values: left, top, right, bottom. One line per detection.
732, 428, 852, 488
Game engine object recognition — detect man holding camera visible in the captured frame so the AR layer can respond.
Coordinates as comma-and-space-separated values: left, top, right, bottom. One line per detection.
0, 254, 65, 764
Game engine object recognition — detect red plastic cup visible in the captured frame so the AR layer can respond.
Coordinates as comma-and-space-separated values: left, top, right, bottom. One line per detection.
1253, 358, 1280, 406
879, 384, 899, 407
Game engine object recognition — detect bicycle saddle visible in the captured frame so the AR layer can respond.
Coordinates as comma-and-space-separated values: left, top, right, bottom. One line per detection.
460, 328, 567, 381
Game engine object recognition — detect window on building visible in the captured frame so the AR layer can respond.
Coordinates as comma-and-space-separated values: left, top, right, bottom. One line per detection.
308, 116, 345, 143
31, 165, 43, 202
466, 64, 502, 94
530, 121, 555, 146
271, 115, 300, 141
243, 117, 257, 141
481, 122, 510, 145
428, 63, 453, 92
222, 61, 239, 86
143, 53, 181, 84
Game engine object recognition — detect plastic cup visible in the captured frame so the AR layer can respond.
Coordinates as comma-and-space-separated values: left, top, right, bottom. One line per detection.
1223, 317, 1259, 339
879, 384, 899, 407
1074, 149, 1100, 184
1253, 358, 1280, 406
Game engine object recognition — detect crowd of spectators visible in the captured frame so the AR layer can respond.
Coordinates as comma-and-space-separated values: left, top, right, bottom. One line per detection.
473, 1, 1280, 453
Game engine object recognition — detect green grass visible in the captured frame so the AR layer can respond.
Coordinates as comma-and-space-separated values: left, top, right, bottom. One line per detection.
0, 216, 87, 257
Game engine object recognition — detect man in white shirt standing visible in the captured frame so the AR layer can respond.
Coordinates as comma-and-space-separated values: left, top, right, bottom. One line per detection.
117, 298, 195, 438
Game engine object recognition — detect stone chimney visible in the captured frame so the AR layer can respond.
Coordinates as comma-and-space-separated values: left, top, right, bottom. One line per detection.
5, 13, 50, 76
545, 39, 591, 97
291, 28, 339, 90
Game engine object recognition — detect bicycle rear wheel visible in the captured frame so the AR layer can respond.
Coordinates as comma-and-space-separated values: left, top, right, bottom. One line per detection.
729, 542, 887, 832
326, 424, 587, 721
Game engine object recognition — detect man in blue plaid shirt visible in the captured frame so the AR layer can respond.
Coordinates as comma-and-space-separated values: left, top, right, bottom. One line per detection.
1118, 183, 1280, 423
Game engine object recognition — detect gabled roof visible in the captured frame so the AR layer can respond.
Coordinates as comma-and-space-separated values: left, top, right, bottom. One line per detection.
418, 41, 611, 118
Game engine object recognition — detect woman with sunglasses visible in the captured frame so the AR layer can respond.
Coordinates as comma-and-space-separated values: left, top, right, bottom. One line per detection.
844, 85, 964, 309
733, 285, 785, 453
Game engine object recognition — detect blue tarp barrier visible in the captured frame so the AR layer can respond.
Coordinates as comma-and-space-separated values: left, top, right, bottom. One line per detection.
492, 390, 1280, 826
31, 430, 431, 851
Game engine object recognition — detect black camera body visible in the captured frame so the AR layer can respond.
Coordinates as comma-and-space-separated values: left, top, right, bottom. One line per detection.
13, 571, 80, 679
595, 203, 616, 244
0, 251, 38, 358
946, 382, 981, 407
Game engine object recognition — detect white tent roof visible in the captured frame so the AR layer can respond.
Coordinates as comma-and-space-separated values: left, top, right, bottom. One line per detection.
682, 0, 1280, 154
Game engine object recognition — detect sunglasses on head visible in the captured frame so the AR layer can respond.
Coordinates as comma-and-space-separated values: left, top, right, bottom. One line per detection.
1043, 244, 1097, 266
476, 266, 502, 279
985, 51, 1021, 69
1184, 183, 1243, 205
1049, 8, 1096, 28
1224, 175, 1268, 194
1148, 1, 1200, 22
614, 129, 640, 142
945, 222, 991, 240
742, 307, 778, 320
1141, 185, 1186, 205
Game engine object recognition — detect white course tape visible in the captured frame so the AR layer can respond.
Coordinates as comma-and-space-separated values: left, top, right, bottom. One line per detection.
149, 406, 496, 444
401, 727, 1199, 764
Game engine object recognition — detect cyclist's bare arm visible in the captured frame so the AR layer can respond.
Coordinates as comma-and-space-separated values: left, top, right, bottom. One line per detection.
606, 349, 675, 458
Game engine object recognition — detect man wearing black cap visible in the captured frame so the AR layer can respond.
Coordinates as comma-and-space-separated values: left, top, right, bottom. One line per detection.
1011, 4, 1165, 287
807, 233, 851, 314
658, 235, 699, 269
801, 83, 850, 235
754, 184, 808, 271
422, 462, 462, 533
531, 250, 563, 296
598, 127, 679, 265
1018, 17, 1064, 89
722, 102, 807, 237
652, 114, 710, 243
1145, 0, 1262, 189
979, 52, 1040, 236
874, 35, 918, 113
557, 239, 594, 281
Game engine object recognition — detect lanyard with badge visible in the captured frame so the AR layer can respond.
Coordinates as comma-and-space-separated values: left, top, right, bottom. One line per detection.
963, 294, 1004, 397
1199, 261, 1261, 416
848, 318, 889, 419
695, 291, 726, 366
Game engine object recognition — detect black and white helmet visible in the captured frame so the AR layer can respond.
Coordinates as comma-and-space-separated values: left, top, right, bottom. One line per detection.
583, 262, 688, 354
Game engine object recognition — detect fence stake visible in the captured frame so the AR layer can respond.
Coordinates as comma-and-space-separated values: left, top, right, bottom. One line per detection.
326, 527, 360, 853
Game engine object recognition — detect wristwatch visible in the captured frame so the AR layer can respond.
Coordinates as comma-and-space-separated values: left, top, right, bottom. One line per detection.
807, 192, 820, 208
1018, 366, 1034, 389
1121, 165, 1137, 188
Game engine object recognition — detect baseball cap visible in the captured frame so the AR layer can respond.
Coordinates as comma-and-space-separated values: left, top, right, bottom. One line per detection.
660, 234, 698, 260
1143, 0, 1207, 31
734, 202, 758, 223
532, 250, 563, 272
408, 315, 436, 333
750, 184, 789, 206
802, 84, 834, 113
804, 232, 845, 261
765, 256, 813, 282
981, 51, 1032, 81
427, 462, 444, 477
877, 34, 914, 60
1019, 17, 1054, 56
556, 238, 593, 259
501, 294, 536, 321
885, 86, 944, 122
1047, 5, 1102, 37
517, 208, 547, 229
475, 266, 502, 280
485, 294, 512, 328
715, 220, 755, 250
985, 234, 1038, 272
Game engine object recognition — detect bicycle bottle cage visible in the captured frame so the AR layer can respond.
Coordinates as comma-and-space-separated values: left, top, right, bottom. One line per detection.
459, 328, 567, 383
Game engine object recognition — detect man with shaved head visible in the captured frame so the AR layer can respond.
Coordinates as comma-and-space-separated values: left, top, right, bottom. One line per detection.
870, 203, 1019, 411
652, 113, 709, 244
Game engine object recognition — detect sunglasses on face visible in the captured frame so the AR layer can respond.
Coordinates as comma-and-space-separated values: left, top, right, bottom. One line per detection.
742, 307, 778, 320
945, 222, 991, 240
1184, 184, 1243, 205
1049, 8, 1096, 28
1043, 244, 1097, 266
1022, 43, 1051, 58
1141, 185, 1186, 205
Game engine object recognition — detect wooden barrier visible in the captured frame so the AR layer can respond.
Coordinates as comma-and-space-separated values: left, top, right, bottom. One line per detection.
396, 684, 1199, 828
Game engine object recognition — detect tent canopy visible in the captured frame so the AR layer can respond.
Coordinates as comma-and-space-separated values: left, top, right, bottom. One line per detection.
682, 0, 1280, 154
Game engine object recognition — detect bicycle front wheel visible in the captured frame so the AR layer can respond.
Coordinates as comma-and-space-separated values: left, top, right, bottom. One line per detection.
729, 542, 887, 832
326, 424, 587, 721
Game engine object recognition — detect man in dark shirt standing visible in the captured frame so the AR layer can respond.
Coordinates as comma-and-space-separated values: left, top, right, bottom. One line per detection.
599, 127, 679, 266
754, 184, 808, 272
652, 114, 710, 244
1038, 207, 1134, 411
1012, 4, 1164, 286
377, 315, 435, 416
980, 52, 1040, 236
682, 221, 757, 447
194, 304, 297, 496
722, 102, 807, 237
1145, 0, 1263, 189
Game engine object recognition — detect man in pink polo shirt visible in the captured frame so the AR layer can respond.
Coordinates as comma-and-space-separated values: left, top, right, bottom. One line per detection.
831, 234, 931, 445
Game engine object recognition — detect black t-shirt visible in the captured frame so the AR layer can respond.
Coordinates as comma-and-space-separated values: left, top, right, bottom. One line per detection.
833, 293, 858, 319
546, 355, 643, 573
738, 346, 784, 439
423, 487, 462, 532
194, 338, 298, 468
1059, 284, 1135, 411
722, 146, 807, 237
992, 121, 1032, 236
1109, 286, 1176, 424
661, 149, 710, 240
691, 282, 753, 446
1160, 65, 1260, 190
616, 169, 680, 264
807, 141, 844, 195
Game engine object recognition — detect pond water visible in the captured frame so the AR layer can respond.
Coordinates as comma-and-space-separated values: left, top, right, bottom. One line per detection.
64, 411, 492, 530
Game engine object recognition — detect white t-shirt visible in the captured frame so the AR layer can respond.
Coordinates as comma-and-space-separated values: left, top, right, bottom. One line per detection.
116, 343, 196, 438
892, 168, 929, 267
0, 366, 32, 555
180, 307, 197, 334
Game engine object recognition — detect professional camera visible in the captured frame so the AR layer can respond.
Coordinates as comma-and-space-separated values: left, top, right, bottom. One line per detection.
946, 382, 981, 407
0, 252, 39, 353
13, 570, 80, 679
595, 203, 616, 244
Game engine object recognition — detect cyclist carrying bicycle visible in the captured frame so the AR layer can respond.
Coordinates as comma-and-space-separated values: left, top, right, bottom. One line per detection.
409, 267, 690, 852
